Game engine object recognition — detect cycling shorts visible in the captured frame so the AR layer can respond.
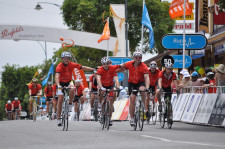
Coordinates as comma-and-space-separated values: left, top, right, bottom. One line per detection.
149, 86, 156, 95
73, 95, 83, 103
57, 81, 71, 95
91, 88, 98, 93
46, 97, 53, 102
102, 85, 114, 97
162, 87, 172, 100
13, 107, 19, 112
128, 82, 145, 96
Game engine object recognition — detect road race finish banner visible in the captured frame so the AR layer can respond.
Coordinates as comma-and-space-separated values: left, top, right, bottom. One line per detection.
208, 93, 225, 126
199, 0, 209, 33
162, 34, 207, 50
0, 25, 117, 52
72, 68, 88, 88
194, 93, 218, 124
181, 93, 203, 123
173, 93, 190, 121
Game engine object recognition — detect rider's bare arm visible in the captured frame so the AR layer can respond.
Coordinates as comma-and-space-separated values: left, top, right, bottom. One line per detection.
82, 66, 94, 71
96, 74, 102, 88
158, 78, 162, 89
144, 73, 150, 89
114, 76, 120, 89
174, 80, 179, 90
55, 73, 60, 87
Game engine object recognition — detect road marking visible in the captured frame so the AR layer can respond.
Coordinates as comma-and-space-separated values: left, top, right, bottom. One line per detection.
141, 135, 225, 148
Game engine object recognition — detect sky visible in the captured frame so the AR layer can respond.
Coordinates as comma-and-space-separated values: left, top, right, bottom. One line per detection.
0, 0, 155, 81
0, 0, 67, 78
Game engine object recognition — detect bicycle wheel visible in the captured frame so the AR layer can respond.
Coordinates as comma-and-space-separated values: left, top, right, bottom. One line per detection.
49, 104, 52, 121
167, 102, 173, 129
66, 110, 69, 131
77, 103, 80, 121
159, 102, 165, 128
133, 112, 137, 131
62, 112, 65, 131
101, 102, 106, 130
151, 102, 157, 125
106, 100, 111, 130
94, 101, 98, 122
139, 101, 144, 131
33, 102, 37, 122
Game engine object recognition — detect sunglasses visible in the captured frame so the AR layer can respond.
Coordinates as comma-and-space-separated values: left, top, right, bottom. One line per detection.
102, 63, 110, 65
134, 56, 142, 59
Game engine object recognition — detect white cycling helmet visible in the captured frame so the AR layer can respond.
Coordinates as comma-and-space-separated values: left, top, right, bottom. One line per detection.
101, 57, 110, 64
61, 51, 71, 58
165, 63, 173, 68
14, 97, 18, 100
75, 79, 82, 83
133, 51, 142, 57
149, 61, 157, 68
7, 100, 11, 104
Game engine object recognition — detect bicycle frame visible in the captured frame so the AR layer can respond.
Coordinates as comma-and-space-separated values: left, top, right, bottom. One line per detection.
62, 87, 70, 131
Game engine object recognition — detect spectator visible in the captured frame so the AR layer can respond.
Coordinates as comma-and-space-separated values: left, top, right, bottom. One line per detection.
119, 86, 127, 100
215, 64, 225, 86
191, 71, 204, 93
178, 71, 191, 89
204, 72, 216, 93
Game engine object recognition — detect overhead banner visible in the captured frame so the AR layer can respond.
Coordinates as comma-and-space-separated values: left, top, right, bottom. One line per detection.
199, 0, 209, 33
181, 93, 203, 123
214, 0, 225, 25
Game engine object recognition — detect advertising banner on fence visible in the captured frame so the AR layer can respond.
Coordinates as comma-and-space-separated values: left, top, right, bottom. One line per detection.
111, 100, 128, 120
181, 93, 203, 123
120, 100, 129, 120
194, 93, 218, 124
208, 93, 225, 126
173, 93, 190, 121
171, 94, 178, 110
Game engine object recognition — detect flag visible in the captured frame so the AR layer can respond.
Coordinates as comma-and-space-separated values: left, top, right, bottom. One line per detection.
169, 0, 193, 19
42, 63, 54, 86
26, 69, 42, 86
142, 3, 155, 49
98, 18, 110, 43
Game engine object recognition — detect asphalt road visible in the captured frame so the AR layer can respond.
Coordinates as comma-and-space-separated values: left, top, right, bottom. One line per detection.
0, 120, 225, 149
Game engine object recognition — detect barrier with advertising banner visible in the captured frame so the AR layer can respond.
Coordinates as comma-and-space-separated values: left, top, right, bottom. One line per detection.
171, 94, 178, 110
173, 93, 190, 121
194, 93, 218, 124
181, 93, 203, 123
111, 99, 128, 121
208, 93, 225, 126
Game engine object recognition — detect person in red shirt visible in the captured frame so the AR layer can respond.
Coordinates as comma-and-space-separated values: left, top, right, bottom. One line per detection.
28, 78, 42, 116
89, 70, 98, 119
55, 51, 94, 126
12, 97, 22, 120
96, 57, 121, 125
52, 83, 58, 117
156, 63, 179, 115
204, 72, 217, 93
44, 81, 54, 115
5, 100, 13, 120
73, 79, 86, 120
116, 51, 150, 126
145, 61, 160, 117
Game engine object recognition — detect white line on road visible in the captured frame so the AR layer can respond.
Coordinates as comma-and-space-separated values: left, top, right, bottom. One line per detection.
141, 135, 225, 148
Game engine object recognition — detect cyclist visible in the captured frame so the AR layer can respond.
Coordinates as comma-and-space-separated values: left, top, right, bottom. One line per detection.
156, 63, 179, 115
96, 57, 121, 126
12, 97, 22, 120
89, 70, 98, 119
28, 78, 42, 118
116, 51, 150, 126
73, 79, 85, 120
44, 81, 54, 115
145, 61, 160, 117
55, 51, 94, 126
5, 100, 12, 120
52, 83, 58, 118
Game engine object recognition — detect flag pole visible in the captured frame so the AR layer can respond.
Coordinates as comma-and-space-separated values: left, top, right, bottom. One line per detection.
183, 0, 186, 69
107, 17, 109, 57
141, 0, 145, 54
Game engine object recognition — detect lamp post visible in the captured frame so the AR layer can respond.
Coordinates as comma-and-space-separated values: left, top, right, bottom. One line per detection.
35, 2, 61, 10
37, 41, 47, 61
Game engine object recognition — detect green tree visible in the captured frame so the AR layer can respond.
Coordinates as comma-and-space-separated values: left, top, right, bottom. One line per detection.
61, 0, 175, 54
217, 0, 225, 12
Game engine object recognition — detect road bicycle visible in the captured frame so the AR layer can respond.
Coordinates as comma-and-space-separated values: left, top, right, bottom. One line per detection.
30, 96, 40, 122
159, 92, 174, 129
99, 89, 119, 130
146, 92, 157, 125
92, 91, 98, 122
6, 111, 12, 120
133, 90, 147, 131
14, 109, 20, 120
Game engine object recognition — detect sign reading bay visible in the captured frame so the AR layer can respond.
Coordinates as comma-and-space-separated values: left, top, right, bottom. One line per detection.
162, 34, 207, 50
172, 55, 192, 68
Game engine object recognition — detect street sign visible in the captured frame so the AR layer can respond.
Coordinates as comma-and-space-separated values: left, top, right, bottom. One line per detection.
117, 73, 124, 82
172, 55, 192, 68
162, 34, 207, 50
161, 55, 174, 67
109, 57, 132, 65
